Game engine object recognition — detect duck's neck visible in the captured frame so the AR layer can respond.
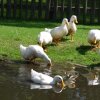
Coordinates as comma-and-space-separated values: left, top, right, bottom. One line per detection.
42, 53, 51, 64
61, 21, 66, 26
70, 17, 75, 23
70, 19, 74, 23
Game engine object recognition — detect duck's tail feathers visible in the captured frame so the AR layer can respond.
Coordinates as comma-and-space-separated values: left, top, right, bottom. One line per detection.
45, 28, 51, 32
20, 44, 24, 49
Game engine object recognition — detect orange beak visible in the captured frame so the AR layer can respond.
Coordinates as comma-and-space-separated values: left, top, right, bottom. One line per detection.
61, 80, 65, 88
56, 80, 65, 88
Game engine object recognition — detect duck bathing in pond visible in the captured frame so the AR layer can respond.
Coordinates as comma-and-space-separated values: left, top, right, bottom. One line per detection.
20, 44, 52, 68
31, 69, 65, 88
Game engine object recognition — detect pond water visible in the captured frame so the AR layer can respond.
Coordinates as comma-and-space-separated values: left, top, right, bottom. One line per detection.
0, 60, 100, 100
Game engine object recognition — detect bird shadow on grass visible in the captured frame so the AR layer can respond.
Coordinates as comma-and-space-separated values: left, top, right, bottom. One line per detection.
76, 45, 93, 55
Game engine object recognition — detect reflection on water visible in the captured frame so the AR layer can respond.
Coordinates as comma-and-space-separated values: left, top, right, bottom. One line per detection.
18, 65, 64, 93
0, 60, 100, 100
30, 84, 64, 93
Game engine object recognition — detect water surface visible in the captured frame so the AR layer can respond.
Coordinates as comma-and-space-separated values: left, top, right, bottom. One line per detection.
0, 60, 100, 100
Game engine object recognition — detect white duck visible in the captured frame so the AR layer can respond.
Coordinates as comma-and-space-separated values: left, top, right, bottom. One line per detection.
37, 31, 53, 48
31, 69, 65, 88
20, 44, 52, 67
67, 15, 78, 41
88, 29, 100, 48
49, 18, 69, 44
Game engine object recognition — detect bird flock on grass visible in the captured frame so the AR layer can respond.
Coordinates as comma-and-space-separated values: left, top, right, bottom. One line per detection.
19, 15, 100, 88
20, 15, 78, 68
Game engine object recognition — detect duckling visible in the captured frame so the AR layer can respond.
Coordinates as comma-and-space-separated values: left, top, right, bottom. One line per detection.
67, 15, 78, 41
20, 44, 52, 67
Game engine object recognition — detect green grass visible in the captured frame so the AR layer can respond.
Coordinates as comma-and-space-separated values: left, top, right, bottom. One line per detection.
0, 20, 100, 67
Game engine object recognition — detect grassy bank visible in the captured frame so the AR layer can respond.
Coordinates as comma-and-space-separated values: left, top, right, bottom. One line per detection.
0, 20, 100, 67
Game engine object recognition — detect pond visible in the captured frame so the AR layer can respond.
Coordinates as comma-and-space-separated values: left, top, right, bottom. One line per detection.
0, 60, 100, 100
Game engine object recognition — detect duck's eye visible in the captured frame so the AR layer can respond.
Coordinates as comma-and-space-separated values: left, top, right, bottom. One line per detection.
58, 78, 61, 80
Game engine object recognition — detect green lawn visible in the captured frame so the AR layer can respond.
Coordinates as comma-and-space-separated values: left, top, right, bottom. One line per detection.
0, 20, 100, 67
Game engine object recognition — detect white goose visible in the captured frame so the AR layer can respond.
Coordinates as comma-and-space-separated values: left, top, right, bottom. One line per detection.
31, 69, 65, 88
37, 31, 53, 48
67, 15, 78, 41
20, 44, 52, 67
88, 29, 100, 48
50, 18, 69, 44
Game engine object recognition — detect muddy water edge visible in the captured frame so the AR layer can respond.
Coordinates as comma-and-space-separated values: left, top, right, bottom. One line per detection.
0, 59, 100, 100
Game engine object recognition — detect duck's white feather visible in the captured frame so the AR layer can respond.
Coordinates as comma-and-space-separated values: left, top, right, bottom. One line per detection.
45, 28, 52, 33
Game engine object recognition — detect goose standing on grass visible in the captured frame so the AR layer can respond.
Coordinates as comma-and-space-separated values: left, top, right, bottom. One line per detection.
20, 44, 52, 67
31, 69, 65, 88
88, 29, 100, 48
67, 15, 78, 41
37, 31, 53, 50
49, 18, 69, 44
